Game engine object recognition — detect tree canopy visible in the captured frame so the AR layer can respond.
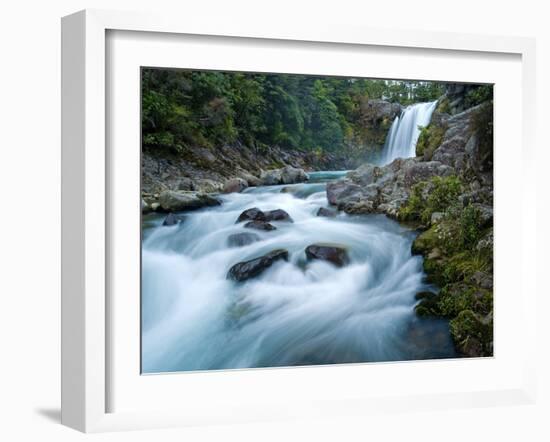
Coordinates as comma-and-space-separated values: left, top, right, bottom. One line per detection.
142, 68, 445, 154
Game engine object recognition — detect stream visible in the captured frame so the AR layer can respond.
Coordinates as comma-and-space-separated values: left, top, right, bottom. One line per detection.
141, 170, 457, 373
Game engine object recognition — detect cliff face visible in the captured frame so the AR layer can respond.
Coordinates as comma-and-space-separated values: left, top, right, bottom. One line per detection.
142, 143, 353, 196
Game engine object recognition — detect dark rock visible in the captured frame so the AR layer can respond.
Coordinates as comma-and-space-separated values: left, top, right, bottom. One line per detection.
264, 209, 293, 223
141, 199, 151, 213
236, 207, 266, 223
227, 232, 261, 247
316, 207, 337, 217
415, 291, 436, 301
470, 271, 493, 290
305, 244, 349, 267
162, 213, 183, 226
244, 220, 277, 231
227, 249, 289, 282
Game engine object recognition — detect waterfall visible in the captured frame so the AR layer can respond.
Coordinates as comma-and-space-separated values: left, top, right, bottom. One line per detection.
379, 101, 437, 165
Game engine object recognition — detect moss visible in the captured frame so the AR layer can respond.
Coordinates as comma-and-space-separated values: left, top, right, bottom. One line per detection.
436, 96, 451, 114
449, 310, 493, 357
416, 123, 447, 160
412, 225, 440, 255
442, 250, 492, 284
408, 192, 494, 356
399, 176, 462, 225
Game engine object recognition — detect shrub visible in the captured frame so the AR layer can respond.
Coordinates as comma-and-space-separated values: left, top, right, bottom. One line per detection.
436, 96, 451, 114
416, 123, 446, 159
464, 85, 493, 108
399, 175, 462, 224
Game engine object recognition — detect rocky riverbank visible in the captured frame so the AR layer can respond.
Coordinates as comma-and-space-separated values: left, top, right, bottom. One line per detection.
140, 81, 494, 359
324, 97, 494, 357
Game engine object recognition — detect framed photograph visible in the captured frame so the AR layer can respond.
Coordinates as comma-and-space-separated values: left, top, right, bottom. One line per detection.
61, 9, 538, 432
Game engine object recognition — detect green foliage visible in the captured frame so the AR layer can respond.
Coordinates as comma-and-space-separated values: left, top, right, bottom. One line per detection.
449, 310, 493, 356
416, 123, 446, 159
405, 171, 493, 356
436, 96, 451, 114
416, 283, 492, 319
427, 176, 462, 213
141, 68, 447, 154
399, 175, 462, 224
464, 85, 493, 108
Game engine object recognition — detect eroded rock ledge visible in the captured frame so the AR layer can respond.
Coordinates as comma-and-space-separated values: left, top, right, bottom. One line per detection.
327, 158, 454, 218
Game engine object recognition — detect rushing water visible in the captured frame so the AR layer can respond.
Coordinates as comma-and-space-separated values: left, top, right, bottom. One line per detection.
141, 171, 456, 373
379, 101, 438, 165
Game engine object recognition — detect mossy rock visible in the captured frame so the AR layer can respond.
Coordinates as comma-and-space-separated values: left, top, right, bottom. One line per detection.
416, 123, 447, 160
411, 224, 441, 255
415, 280, 492, 317
450, 310, 493, 357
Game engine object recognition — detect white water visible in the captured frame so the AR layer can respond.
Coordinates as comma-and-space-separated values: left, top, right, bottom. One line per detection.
379, 101, 437, 165
141, 171, 455, 373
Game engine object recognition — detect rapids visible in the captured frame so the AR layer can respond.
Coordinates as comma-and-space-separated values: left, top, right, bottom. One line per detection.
141, 171, 456, 373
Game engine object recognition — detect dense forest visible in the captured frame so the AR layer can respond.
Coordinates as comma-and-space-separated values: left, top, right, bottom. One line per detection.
141, 69, 446, 155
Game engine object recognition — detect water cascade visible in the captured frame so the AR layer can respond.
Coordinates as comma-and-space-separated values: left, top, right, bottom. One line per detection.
379, 101, 437, 165
141, 171, 456, 373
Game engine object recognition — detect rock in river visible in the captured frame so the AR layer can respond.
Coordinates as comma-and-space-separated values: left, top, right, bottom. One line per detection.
260, 166, 308, 185
158, 190, 221, 212
162, 213, 184, 226
236, 207, 267, 223
236, 207, 293, 223
227, 249, 289, 282
227, 232, 261, 247
244, 220, 277, 231
305, 244, 349, 267
316, 207, 337, 217
264, 209, 293, 222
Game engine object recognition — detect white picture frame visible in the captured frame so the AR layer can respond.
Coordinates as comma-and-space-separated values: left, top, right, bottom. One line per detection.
61, 9, 538, 433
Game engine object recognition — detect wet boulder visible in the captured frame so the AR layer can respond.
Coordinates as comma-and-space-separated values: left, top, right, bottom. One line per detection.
244, 220, 277, 231
326, 180, 362, 206
316, 207, 337, 218
227, 249, 289, 282
236, 207, 267, 223
260, 166, 308, 185
227, 232, 261, 247
259, 168, 283, 185
158, 190, 221, 212
280, 166, 308, 184
264, 209, 293, 223
305, 244, 349, 267
223, 177, 248, 194
162, 213, 184, 226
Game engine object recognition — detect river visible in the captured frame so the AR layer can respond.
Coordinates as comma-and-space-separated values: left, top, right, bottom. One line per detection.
141, 170, 457, 373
